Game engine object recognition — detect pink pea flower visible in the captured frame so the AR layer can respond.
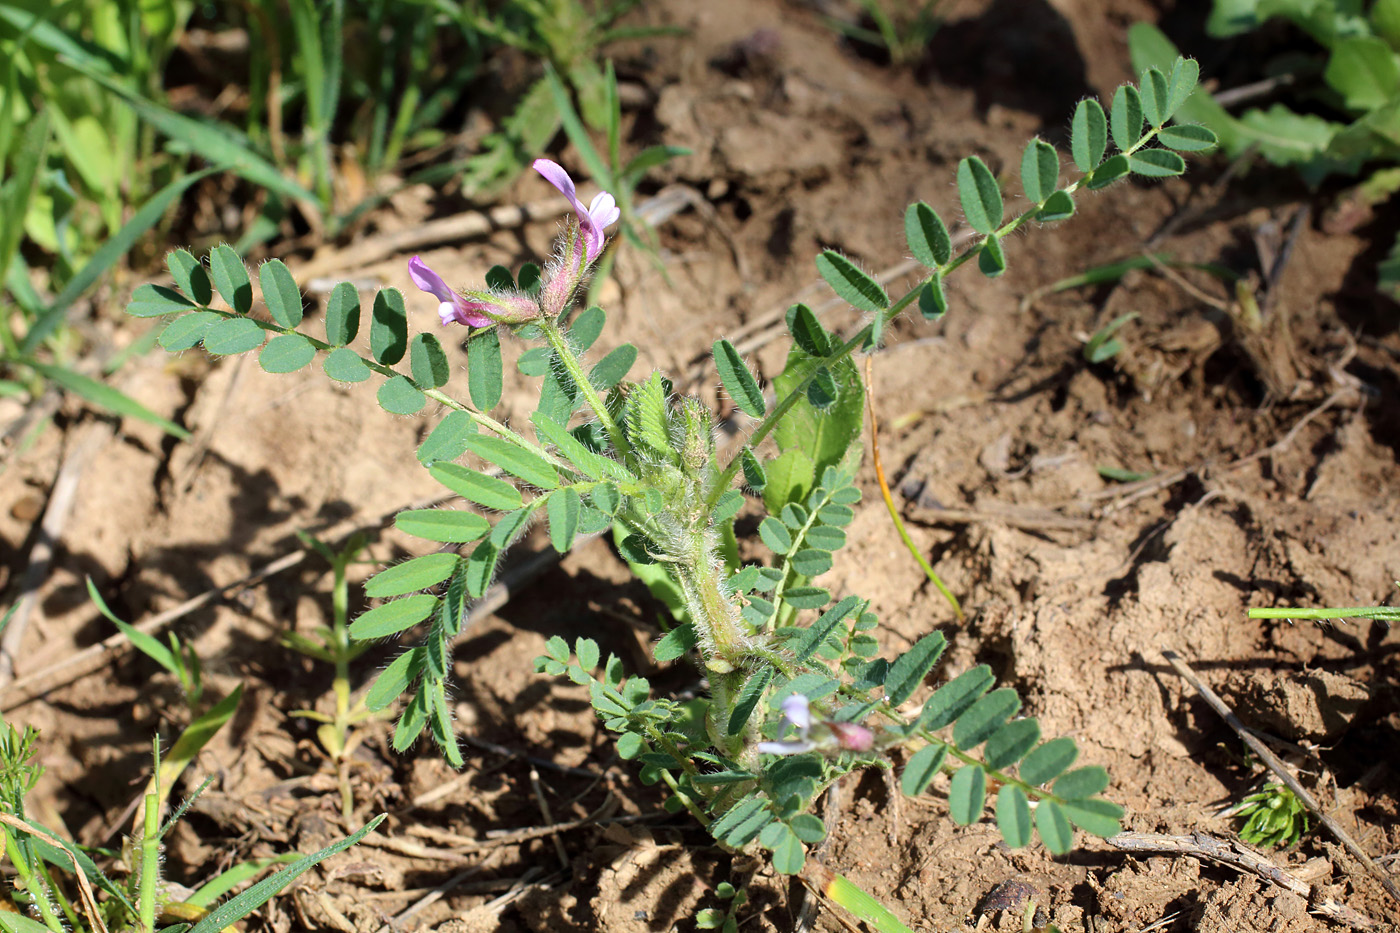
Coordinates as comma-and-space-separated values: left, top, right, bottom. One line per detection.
408, 256, 538, 326
532, 158, 620, 263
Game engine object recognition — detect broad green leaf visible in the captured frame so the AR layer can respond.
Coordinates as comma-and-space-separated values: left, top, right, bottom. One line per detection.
787, 303, 833, 357
788, 549, 832, 576
575, 637, 600, 670
713, 339, 765, 417
759, 516, 793, 555
904, 201, 952, 268
1071, 98, 1108, 171
418, 410, 477, 464
349, 594, 437, 639
977, 234, 1006, 278
995, 786, 1032, 848
919, 277, 948, 320
430, 463, 522, 511
783, 586, 830, 609
570, 306, 606, 350
816, 504, 854, 526
804, 525, 846, 552
767, 344, 862, 514
654, 623, 696, 662
1035, 800, 1074, 855
1139, 67, 1170, 126
1111, 84, 1143, 151
366, 554, 460, 598
1019, 737, 1079, 786
209, 245, 252, 314
741, 448, 767, 491
28, 362, 189, 439
128, 284, 195, 317
983, 717, 1042, 770
957, 156, 1002, 235
1129, 149, 1186, 177
1157, 123, 1218, 151
370, 288, 408, 365
323, 347, 371, 382
1085, 154, 1130, 189
259, 334, 316, 373
885, 631, 948, 706
589, 344, 637, 389
168, 249, 212, 306
1020, 140, 1058, 204
948, 765, 986, 825
366, 649, 423, 710
465, 434, 559, 489
918, 664, 993, 730
203, 317, 264, 355
378, 376, 426, 415
1036, 190, 1075, 222
468, 329, 503, 410
900, 743, 947, 796
410, 333, 450, 388
1053, 765, 1110, 800
395, 508, 490, 544
952, 688, 1021, 749
186, 816, 386, 933
1060, 798, 1124, 838
324, 281, 360, 346
815, 251, 889, 313
159, 311, 219, 350
547, 487, 581, 552
259, 259, 303, 328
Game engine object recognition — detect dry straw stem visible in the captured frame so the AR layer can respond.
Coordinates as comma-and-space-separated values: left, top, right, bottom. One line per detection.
1161, 649, 1400, 910
1107, 832, 1383, 931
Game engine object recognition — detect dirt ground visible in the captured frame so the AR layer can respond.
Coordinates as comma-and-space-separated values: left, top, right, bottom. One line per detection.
2, 0, 1398, 931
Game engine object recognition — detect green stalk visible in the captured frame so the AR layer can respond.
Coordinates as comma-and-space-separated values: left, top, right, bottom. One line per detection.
537, 316, 628, 459
139, 791, 160, 932
1249, 606, 1400, 622
330, 548, 354, 821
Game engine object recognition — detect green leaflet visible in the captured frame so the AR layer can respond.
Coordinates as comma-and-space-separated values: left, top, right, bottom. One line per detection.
468, 328, 504, 410
713, 338, 765, 417
324, 281, 361, 346
814, 251, 888, 313
370, 288, 408, 365
956, 156, 1003, 235
1020, 139, 1059, 205
410, 333, 450, 388
904, 201, 952, 268
430, 463, 523, 511
209, 244, 252, 314
465, 434, 559, 490
1071, 98, 1108, 172
259, 259, 303, 328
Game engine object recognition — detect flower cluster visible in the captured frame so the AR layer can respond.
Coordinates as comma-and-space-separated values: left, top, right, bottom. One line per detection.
409, 159, 620, 327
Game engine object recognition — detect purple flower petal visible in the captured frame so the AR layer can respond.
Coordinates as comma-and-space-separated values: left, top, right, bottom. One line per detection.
533, 159, 619, 262
780, 694, 812, 732
757, 739, 819, 756
828, 721, 875, 753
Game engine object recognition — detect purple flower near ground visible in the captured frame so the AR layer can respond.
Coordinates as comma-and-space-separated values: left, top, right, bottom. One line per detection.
756, 693, 876, 756
408, 257, 495, 327
532, 158, 620, 263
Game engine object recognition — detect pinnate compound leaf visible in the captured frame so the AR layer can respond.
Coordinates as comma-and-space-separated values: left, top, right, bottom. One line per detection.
919, 664, 993, 731
983, 717, 1042, 770
1020, 140, 1058, 205
547, 487, 581, 552
1085, 154, 1130, 190
1157, 123, 1217, 151
900, 743, 947, 796
465, 435, 558, 489
977, 234, 1006, 278
167, 249, 212, 305
948, 765, 986, 825
815, 251, 889, 313
919, 277, 948, 320
711, 798, 771, 847
128, 284, 194, 317
367, 553, 460, 598
466, 329, 503, 410
430, 463, 522, 511
378, 376, 426, 415
957, 156, 1003, 235
995, 785, 1033, 848
260, 334, 317, 373
1036, 190, 1075, 222
259, 259, 303, 328
159, 311, 218, 350
905, 201, 952, 268
1111, 84, 1144, 151
370, 289, 409, 365
203, 317, 265, 355
1036, 800, 1074, 854
395, 508, 490, 544
1071, 98, 1108, 171
1019, 736, 1079, 786
952, 687, 1021, 750
791, 595, 862, 662
885, 631, 948, 706
410, 333, 450, 388
324, 281, 360, 346
1140, 66, 1170, 126
1129, 149, 1186, 177
366, 648, 423, 711
1053, 765, 1110, 800
209, 244, 252, 314
417, 410, 477, 464
349, 594, 437, 639
714, 339, 765, 417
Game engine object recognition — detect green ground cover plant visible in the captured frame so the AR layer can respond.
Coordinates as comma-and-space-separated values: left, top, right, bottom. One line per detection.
118, 56, 1215, 929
